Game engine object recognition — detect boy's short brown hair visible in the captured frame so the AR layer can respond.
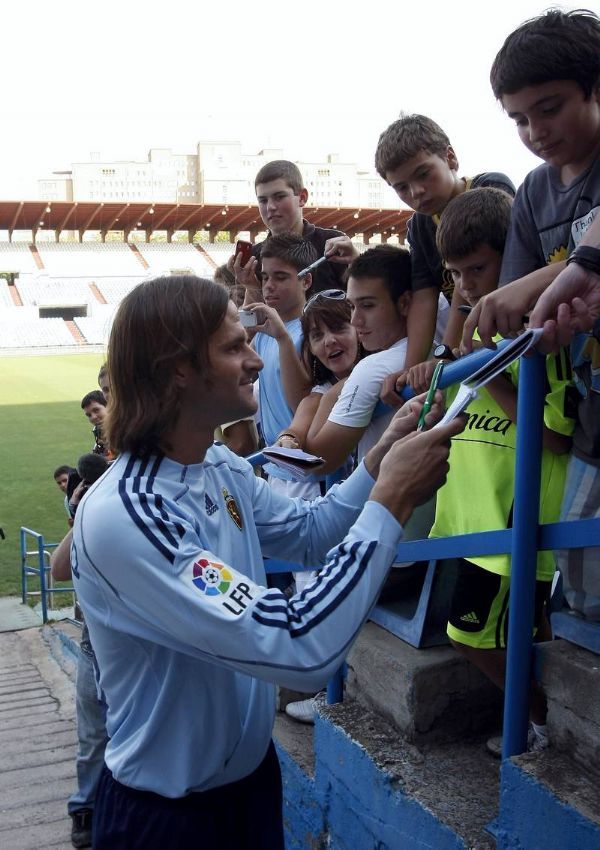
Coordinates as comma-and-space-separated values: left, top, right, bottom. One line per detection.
260, 233, 318, 274
254, 160, 304, 194
490, 9, 600, 100
81, 390, 107, 410
374, 114, 452, 180
436, 187, 513, 261
347, 245, 412, 302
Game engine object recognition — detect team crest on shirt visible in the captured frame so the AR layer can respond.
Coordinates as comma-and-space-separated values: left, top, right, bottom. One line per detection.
222, 487, 243, 530
192, 558, 233, 596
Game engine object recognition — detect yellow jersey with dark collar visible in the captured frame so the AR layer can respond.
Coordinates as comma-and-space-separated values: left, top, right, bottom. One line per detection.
430, 344, 576, 580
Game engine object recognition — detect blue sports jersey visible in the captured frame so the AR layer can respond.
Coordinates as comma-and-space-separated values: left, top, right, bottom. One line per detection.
72, 443, 403, 797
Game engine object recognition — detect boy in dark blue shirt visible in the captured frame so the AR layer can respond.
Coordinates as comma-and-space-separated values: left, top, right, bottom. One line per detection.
374, 114, 515, 380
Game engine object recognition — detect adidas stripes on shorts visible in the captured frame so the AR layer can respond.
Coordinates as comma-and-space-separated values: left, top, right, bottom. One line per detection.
447, 558, 551, 649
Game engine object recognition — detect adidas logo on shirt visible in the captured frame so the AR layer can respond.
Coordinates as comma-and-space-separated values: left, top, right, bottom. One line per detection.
205, 493, 219, 516
460, 611, 480, 624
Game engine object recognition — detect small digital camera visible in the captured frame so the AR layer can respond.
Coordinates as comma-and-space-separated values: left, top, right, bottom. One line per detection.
239, 309, 258, 328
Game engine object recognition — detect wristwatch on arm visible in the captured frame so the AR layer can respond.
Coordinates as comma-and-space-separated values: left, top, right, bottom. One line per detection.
433, 344, 456, 361
566, 245, 600, 275
567, 246, 600, 341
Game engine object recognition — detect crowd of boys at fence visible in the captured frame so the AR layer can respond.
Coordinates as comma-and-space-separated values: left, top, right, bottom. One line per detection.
51, 8, 599, 848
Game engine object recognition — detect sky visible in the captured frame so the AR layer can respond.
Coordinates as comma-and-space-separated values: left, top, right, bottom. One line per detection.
2, 1, 584, 205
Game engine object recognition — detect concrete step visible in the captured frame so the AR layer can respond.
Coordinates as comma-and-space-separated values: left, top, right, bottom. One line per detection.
129, 242, 149, 268
8, 281, 23, 306
347, 621, 503, 741
537, 638, 600, 773
0, 597, 41, 632
29, 243, 44, 270
194, 241, 217, 268
275, 694, 500, 850
65, 319, 85, 344
89, 281, 107, 303
0, 629, 76, 850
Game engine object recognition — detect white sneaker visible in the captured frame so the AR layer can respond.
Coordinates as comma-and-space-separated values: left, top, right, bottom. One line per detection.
285, 697, 316, 724
485, 724, 549, 758
528, 724, 549, 752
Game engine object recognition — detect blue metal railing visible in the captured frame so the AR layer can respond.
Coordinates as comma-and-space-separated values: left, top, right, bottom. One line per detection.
252, 342, 600, 757
502, 354, 545, 757
20, 526, 70, 623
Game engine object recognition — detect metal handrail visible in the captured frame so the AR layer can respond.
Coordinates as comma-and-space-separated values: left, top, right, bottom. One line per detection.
251, 343, 600, 751
502, 353, 545, 758
20, 526, 71, 623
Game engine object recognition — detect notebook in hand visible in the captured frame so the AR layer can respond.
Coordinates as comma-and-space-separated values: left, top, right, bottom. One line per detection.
262, 446, 325, 480
437, 328, 544, 427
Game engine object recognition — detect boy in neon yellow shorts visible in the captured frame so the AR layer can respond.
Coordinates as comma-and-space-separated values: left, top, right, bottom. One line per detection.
428, 187, 577, 753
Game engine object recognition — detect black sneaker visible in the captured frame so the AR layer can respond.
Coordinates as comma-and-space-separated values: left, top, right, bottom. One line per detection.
70, 808, 93, 849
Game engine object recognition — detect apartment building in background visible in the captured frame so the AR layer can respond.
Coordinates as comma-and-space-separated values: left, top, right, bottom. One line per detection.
38, 142, 397, 209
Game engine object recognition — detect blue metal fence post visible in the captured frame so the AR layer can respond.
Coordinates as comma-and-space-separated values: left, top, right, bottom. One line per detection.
326, 665, 345, 704
37, 533, 49, 624
20, 527, 27, 604
502, 352, 546, 759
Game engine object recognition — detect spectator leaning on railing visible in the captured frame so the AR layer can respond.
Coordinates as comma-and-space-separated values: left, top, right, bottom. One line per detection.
461, 8, 600, 623
429, 186, 576, 756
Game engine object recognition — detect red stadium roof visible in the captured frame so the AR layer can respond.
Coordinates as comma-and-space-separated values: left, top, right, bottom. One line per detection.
0, 200, 411, 242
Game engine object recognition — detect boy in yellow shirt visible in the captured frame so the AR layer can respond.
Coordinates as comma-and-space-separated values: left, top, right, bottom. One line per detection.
429, 187, 577, 753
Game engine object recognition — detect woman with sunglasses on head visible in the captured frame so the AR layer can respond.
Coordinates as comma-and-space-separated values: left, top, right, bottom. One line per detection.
275, 290, 363, 452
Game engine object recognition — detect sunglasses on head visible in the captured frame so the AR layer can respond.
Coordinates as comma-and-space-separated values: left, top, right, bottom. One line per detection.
302, 289, 346, 315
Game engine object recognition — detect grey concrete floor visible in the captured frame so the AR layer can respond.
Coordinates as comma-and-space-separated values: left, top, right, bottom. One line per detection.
0, 628, 77, 849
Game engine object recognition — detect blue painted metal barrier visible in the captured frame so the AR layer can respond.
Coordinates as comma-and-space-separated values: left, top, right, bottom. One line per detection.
502, 353, 545, 758
393, 346, 599, 758
20, 526, 67, 623
251, 341, 600, 747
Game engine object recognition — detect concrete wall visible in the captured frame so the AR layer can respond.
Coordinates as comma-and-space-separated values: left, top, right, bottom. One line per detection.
45, 623, 600, 850
277, 711, 472, 850
498, 759, 600, 850
276, 698, 600, 850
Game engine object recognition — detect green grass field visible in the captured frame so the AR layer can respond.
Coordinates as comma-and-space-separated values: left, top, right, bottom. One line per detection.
0, 353, 105, 596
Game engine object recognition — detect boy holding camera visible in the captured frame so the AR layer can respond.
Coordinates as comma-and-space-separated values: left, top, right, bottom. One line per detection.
244, 234, 317, 495
231, 159, 348, 298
